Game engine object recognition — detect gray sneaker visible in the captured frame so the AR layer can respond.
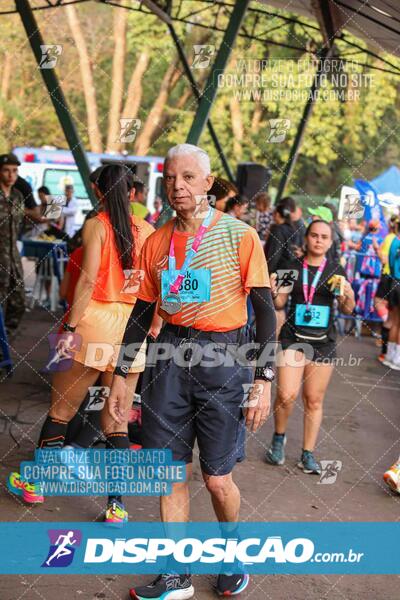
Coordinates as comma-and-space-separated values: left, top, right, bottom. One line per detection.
297, 450, 321, 474
265, 434, 286, 465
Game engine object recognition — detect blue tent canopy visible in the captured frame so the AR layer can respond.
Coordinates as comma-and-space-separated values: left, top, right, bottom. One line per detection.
370, 165, 400, 199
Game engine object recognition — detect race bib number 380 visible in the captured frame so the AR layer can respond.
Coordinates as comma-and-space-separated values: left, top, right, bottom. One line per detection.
161, 269, 211, 304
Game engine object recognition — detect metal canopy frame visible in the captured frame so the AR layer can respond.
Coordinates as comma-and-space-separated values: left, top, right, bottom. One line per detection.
275, 0, 337, 201
3, 0, 399, 201
186, 0, 250, 146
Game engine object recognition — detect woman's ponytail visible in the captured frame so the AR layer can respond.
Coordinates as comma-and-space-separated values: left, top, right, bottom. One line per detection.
97, 165, 135, 270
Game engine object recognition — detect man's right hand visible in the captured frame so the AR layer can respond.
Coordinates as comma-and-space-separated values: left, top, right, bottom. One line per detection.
107, 375, 127, 424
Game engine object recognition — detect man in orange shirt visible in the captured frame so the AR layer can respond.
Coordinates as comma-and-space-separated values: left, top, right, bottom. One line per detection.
108, 144, 276, 599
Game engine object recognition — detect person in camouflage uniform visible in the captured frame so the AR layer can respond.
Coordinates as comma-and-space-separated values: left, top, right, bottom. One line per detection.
0, 153, 26, 335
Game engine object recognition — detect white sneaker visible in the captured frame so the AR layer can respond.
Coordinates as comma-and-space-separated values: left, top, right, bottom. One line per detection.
382, 346, 396, 368
382, 357, 394, 367
389, 357, 400, 370
388, 347, 400, 370
382, 343, 396, 367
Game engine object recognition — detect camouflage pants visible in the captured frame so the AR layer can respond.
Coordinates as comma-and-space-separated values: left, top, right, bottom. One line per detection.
0, 267, 26, 333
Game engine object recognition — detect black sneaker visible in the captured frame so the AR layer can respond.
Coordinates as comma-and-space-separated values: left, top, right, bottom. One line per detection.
215, 573, 249, 596
129, 574, 194, 599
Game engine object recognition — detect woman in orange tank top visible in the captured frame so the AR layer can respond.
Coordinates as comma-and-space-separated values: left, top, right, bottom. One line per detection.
7, 165, 160, 525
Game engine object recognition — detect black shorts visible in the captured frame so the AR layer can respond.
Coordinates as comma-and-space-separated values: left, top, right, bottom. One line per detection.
376, 274, 393, 301
389, 279, 400, 307
140, 327, 253, 476
280, 338, 336, 363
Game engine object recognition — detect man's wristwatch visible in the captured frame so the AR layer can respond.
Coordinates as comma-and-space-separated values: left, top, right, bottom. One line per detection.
255, 366, 275, 382
62, 322, 76, 333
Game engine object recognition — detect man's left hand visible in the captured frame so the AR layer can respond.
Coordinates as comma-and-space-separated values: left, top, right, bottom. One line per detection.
243, 380, 271, 433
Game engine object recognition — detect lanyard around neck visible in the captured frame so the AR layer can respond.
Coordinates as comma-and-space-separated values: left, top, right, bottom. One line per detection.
302, 258, 327, 308
168, 207, 214, 294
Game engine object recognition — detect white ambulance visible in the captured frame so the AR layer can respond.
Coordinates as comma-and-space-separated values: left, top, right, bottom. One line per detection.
13, 146, 165, 226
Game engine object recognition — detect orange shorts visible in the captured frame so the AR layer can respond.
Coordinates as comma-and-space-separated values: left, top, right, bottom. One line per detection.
73, 299, 146, 373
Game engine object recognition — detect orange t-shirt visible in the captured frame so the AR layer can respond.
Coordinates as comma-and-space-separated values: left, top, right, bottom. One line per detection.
137, 210, 270, 332
91, 212, 154, 304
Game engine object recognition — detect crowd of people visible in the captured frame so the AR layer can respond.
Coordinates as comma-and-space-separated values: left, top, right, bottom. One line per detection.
1, 144, 400, 599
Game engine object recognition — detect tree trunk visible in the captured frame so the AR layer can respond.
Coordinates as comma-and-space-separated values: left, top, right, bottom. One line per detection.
0, 52, 12, 127
230, 95, 243, 159
251, 102, 263, 133
151, 67, 207, 143
65, 4, 102, 152
176, 87, 192, 110
134, 60, 180, 155
106, 6, 127, 152
108, 51, 151, 153
122, 51, 150, 119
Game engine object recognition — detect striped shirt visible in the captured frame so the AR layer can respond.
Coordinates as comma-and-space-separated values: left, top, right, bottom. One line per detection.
137, 210, 270, 332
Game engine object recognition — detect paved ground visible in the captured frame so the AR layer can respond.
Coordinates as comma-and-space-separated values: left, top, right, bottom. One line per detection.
0, 306, 399, 599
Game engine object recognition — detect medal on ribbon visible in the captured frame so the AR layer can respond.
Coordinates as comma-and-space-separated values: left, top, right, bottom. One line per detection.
160, 292, 182, 315
301, 258, 327, 324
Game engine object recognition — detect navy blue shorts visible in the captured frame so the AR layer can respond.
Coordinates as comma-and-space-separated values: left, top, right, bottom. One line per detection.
140, 327, 253, 476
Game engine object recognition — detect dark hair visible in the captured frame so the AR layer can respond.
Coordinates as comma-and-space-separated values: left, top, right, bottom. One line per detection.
323, 201, 338, 220
133, 181, 144, 194
38, 186, 50, 195
274, 201, 292, 226
89, 166, 104, 184
280, 196, 296, 213
392, 216, 400, 235
210, 177, 238, 201
97, 165, 135, 270
390, 215, 400, 233
225, 195, 249, 213
305, 218, 333, 238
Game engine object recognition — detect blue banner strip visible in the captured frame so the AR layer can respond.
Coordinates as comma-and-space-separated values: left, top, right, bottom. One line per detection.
0, 522, 398, 574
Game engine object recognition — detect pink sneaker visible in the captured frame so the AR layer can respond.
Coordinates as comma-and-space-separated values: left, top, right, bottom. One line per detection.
7, 472, 44, 504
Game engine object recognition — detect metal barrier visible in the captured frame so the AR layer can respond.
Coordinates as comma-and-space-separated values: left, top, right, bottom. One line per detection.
22, 240, 68, 312
337, 251, 383, 336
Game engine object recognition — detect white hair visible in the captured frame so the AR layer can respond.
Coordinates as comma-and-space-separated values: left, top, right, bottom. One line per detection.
165, 143, 211, 176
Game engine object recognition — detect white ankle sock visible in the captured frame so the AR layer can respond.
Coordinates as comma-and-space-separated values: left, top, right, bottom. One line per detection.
387, 342, 396, 359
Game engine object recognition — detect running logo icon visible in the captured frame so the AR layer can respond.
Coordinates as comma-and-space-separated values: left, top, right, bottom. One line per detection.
42, 529, 82, 568
192, 45, 215, 69
194, 194, 212, 219
338, 186, 364, 220
45, 333, 82, 372
276, 269, 299, 294
43, 195, 65, 220
318, 460, 342, 484
86, 386, 110, 412
121, 269, 145, 294
241, 383, 264, 408
267, 118, 291, 143
119, 118, 141, 143
39, 45, 62, 69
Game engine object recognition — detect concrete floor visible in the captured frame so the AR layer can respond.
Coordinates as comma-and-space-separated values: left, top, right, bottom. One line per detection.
0, 307, 399, 599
